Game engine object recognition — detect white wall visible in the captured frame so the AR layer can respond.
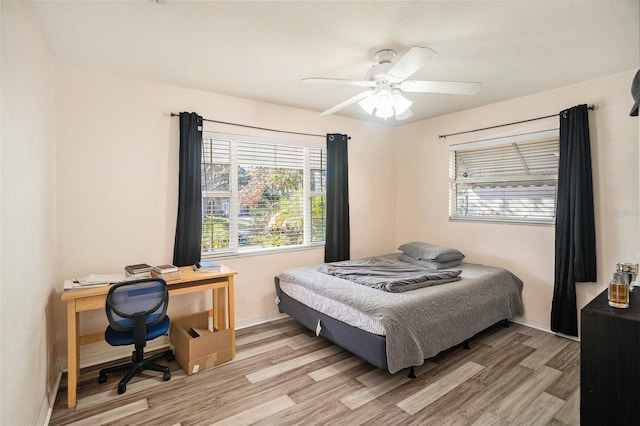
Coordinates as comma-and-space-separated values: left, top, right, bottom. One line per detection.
54, 66, 396, 363
0, 0, 58, 424
395, 70, 639, 332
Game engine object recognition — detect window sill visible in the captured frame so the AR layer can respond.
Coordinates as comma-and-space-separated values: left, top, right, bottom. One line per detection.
202, 243, 325, 261
449, 217, 554, 227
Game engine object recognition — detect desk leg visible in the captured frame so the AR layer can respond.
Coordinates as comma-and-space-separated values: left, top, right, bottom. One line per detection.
66, 300, 79, 408
213, 287, 227, 330
228, 276, 235, 358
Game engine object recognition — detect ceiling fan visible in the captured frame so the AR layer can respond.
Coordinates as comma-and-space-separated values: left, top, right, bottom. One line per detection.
304, 47, 482, 120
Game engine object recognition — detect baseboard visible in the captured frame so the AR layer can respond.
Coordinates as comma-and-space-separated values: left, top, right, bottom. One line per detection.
40, 371, 62, 426
510, 317, 580, 342
235, 311, 287, 330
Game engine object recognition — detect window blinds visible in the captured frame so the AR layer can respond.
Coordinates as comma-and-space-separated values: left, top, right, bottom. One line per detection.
449, 130, 559, 224
237, 141, 304, 169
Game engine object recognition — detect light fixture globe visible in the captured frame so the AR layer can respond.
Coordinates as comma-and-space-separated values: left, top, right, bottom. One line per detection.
357, 95, 375, 115
374, 86, 394, 112
357, 83, 413, 120
375, 107, 394, 119
392, 90, 412, 115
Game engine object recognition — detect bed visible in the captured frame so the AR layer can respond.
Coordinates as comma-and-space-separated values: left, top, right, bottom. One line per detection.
274, 252, 524, 374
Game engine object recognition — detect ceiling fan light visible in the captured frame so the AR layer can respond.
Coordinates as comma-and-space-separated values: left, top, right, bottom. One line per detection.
375, 107, 394, 119
358, 95, 375, 115
374, 88, 394, 113
392, 91, 412, 115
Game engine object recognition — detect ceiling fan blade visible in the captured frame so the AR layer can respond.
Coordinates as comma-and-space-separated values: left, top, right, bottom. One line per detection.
399, 80, 482, 95
303, 78, 377, 88
320, 90, 372, 116
386, 47, 437, 82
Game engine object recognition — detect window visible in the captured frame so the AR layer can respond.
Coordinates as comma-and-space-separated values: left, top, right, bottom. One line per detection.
449, 130, 559, 225
201, 132, 326, 256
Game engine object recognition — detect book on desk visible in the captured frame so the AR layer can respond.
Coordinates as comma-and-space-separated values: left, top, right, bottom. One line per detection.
152, 264, 179, 274
125, 263, 153, 278
151, 264, 182, 281
194, 260, 221, 272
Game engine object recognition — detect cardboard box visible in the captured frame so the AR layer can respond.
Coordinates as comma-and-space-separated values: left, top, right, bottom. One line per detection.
170, 311, 233, 375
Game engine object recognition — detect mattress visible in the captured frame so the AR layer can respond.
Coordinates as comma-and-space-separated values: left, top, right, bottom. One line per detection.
278, 279, 386, 336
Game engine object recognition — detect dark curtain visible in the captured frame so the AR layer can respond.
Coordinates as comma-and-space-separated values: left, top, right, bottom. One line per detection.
172, 112, 203, 266
325, 133, 350, 263
551, 104, 596, 336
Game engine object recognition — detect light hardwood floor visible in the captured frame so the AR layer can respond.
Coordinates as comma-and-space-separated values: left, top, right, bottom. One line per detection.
50, 318, 580, 426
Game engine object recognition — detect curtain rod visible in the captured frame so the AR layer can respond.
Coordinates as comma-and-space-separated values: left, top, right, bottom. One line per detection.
170, 113, 327, 139
438, 104, 595, 139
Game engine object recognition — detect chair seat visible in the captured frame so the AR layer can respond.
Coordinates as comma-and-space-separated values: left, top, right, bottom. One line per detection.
105, 316, 170, 346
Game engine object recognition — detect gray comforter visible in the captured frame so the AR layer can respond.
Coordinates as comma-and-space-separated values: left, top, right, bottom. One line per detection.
276, 255, 524, 373
317, 258, 461, 292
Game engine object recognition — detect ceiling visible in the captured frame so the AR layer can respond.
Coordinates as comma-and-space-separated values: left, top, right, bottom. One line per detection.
31, 0, 640, 126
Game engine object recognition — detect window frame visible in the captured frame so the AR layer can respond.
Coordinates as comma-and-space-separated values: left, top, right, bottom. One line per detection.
448, 129, 560, 226
201, 131, 326, 259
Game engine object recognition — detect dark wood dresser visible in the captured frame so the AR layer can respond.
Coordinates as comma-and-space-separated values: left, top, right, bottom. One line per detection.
581, 288, 640, 425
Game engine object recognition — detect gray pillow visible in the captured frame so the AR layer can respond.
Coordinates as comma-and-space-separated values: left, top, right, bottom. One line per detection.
398, 242, 465, 262
399, 254, 463, 270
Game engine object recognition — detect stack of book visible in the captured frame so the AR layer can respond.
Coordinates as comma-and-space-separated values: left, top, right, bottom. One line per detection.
124, 263, 152, 278
151, 264, 182, 281
194, 260, 222, 272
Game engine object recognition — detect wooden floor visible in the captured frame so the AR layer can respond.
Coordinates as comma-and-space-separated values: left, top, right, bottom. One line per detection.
51, 317, 580, 426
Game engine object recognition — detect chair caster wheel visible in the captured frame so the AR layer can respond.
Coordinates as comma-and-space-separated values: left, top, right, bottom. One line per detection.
98, 374, 107, 384
163, 371, 171, 381
167, 352, 175, 362
118, 383, 126, 394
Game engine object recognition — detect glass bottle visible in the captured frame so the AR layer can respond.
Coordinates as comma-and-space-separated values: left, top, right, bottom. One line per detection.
608, 271, 629, 308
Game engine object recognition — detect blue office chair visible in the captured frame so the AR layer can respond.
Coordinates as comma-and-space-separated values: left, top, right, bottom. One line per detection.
98, 278, 174, 394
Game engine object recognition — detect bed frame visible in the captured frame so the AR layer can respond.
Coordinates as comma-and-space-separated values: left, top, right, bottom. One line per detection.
275, 277, 509, 376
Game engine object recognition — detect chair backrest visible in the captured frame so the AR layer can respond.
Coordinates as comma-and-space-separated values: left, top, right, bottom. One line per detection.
105, 278, 169, 332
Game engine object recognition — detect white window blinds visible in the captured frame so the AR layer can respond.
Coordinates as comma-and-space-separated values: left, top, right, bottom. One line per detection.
237, 141, 304, 169
449, 130, 559, 224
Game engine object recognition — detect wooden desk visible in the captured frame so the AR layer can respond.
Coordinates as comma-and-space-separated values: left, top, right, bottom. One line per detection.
61, 266, 237, 408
